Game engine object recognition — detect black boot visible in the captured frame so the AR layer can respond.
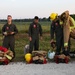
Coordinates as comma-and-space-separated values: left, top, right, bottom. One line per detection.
63, 50, 70, 56
55, 52, 60, 55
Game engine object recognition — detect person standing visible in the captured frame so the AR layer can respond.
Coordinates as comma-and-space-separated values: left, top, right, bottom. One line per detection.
29, 16, 42, 53
2, 15, 18, 58
60, 11, 74, 56
50, 13, 64, 55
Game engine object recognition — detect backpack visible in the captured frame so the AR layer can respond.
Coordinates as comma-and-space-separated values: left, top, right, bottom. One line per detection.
24, 45, 30, 55
0, 46, 13, 65
54, 54, 70, 64
32, 51, 47, 64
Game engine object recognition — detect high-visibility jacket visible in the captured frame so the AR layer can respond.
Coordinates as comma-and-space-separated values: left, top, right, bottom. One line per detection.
63, 15, 75, 47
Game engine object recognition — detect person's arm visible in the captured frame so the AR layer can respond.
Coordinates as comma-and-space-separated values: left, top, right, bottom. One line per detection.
2, 25, 7, 36
2, 25, 5, 35
39, 24, 42, 37
14, 25, 18, 34
50, 22, 55, 40
29, 24, 32, 37
29, 24, 32, 41
11, 25, 18, 35
63, 25, 70, 48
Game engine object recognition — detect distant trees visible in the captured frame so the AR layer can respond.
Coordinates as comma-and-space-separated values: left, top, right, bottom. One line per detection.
0, 17, 49, 22
70, 14, 75, 20
0, 14, 75, 22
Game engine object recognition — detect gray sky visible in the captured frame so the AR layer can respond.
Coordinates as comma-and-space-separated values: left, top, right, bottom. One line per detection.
0, 0, 75, 19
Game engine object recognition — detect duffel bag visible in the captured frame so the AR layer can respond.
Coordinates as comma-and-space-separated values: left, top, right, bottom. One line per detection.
32, 51, 47, 64
54, 54, 70, 64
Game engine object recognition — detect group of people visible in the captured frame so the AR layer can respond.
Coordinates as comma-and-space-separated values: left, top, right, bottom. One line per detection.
1, 10, 75, 61
2, 15, 42, 59
50, 10, 75, 58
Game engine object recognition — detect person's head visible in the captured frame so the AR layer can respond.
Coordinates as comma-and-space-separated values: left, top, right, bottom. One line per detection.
50, 13, 58, 21
65, 10, 69, 19
60, 13, 66, 21
34, 16, 39, 23
7, 15, 12, 24
60, 10, 69, 21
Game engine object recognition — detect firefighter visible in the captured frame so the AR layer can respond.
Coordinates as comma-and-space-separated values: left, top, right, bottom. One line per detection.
2, 15, 18, 58
60, 10, 74, 56
50, 13, 64, 55
29, 16, 42, 53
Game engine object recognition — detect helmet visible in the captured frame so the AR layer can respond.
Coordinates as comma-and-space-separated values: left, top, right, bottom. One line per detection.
25, 53, 32, 63
24, 45, 29, 55
50, 13, 58, 20
48, 51, 55, 59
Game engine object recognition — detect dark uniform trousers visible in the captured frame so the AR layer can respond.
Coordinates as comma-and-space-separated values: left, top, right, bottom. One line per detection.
51, 20, 64, 55
29, 37, 39, 53
56, 34, 64, 54
3, 36, 15, 56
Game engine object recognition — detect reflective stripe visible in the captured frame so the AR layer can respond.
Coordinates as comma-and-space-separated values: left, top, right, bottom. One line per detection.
64, 43, 68, 46
5, 54, 12, 60
60, 21, 63, 25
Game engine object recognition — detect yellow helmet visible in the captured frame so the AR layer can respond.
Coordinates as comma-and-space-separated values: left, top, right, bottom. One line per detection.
25, 53, 32, 63
50, 13, 58, 20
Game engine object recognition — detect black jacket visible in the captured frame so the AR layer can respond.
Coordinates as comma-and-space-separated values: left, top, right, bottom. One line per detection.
2, 23, 18, 36
29, 22, 42, 38
50, 20, 63, 39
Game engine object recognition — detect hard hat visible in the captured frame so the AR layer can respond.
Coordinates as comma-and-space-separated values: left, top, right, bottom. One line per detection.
50, 13, 58, 20
25, 53, 32, 63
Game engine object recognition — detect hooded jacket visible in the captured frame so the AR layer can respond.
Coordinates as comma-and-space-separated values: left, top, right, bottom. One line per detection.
61, 11, 75, 46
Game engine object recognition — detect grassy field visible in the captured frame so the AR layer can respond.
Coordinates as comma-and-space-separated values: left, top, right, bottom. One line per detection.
0, 21, 75, 62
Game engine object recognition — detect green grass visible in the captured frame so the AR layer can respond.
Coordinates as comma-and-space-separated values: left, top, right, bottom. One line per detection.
0, 22, 51, 33
0, 21, 75, 62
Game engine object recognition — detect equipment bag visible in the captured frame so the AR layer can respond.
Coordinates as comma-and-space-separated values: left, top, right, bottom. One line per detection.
54, 54, 70, 64
70, 51, 75, 58
0, 46, 14, 65
32, 51, 47, 64
24, 45, 30, 55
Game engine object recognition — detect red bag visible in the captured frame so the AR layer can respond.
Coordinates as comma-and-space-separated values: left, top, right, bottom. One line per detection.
0, 46, 8, 52
0, 46, 9, 65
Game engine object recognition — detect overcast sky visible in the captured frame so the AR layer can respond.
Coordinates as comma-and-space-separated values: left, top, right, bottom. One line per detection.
0, 0, 75, 19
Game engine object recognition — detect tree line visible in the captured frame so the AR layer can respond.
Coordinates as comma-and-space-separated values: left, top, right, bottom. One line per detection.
0, 14, 75, 22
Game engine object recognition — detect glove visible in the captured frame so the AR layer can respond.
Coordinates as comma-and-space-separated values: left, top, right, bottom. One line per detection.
3, 32, 7, 35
